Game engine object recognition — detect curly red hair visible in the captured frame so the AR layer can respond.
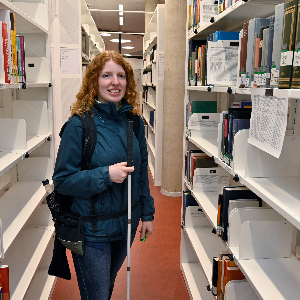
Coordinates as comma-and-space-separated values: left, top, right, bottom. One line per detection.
71, 50, 140, 116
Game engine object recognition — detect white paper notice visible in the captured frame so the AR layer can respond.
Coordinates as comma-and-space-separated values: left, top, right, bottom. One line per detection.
158, 54, 164, 77
60, 48, 80, 75
248, 90, 288, 158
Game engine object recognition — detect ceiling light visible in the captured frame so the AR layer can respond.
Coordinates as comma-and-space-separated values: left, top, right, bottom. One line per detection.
119, 16, 123, 26
110, 39, 131, 43
124, 54, 132, 56
100, 33, 111, 36
122, 46, 134, 49
119, 4, 123, 15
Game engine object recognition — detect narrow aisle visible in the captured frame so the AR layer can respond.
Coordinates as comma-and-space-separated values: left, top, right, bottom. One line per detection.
51, 171, 189, 299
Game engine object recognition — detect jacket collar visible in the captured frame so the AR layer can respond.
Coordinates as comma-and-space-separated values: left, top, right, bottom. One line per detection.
93, 98, 132, 121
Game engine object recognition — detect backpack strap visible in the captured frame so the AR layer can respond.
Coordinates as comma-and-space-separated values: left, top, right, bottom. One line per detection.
74, 112, 99, 231
75, 112, 97, 171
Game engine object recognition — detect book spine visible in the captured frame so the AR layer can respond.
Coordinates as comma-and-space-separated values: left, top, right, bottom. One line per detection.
266, 16, 275, 87
20, 36, 26, 83
2, 23, 10, 84
279, 0, 299, 88
291, 1, 300, 87
271, 4, 285, 87
0, 265, 10, 300
240, 22, 249, 88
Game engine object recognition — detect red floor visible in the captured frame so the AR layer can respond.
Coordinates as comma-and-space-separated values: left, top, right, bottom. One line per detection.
51, 172, 190, 300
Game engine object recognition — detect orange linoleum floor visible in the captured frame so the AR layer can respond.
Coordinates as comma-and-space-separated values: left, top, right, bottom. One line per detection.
51, 172, 190, 300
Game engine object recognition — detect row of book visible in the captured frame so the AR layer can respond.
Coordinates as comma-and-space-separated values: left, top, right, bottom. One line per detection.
219, 105, 252, 167
188, 1, 300, 89
188, 0, 240, 33
0, 9, 26, 84
185, 149, 218, 184
212, 251, 246, 300
143, 45, 156, 69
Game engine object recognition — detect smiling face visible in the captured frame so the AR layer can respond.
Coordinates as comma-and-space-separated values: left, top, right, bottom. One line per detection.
98, 59, 127, 108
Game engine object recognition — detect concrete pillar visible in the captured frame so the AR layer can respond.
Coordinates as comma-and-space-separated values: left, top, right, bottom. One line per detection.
145, 0, 160, 29
161, 0, 186, 195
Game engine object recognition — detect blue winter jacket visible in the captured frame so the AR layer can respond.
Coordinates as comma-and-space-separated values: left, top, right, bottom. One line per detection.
53, 99, 155, 242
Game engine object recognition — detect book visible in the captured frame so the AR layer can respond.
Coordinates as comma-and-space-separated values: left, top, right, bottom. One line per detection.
182, 191, 198, 225
0, 9, 11, 84
10, 13, 17, 83
257, 25, 268, 87
266, 16, 275, 87
201, 45, 207, 86
212, 257, 219, 296
252, 32, 261, 88
279, 0, 299, 88
191, 155, 218, 182
190, 100, 217, 113
213, 31, 239, 42
19, 36, 26, 83
188, 39, 206, 86
291, 1, 300, 88
217, 193, 223, 236
0, 22, 4, 83
186, 149, 205, 181
0, 265, 10, 300
239, 23, 249, 88
271, 3, 285, 87
221, 186, 258, 242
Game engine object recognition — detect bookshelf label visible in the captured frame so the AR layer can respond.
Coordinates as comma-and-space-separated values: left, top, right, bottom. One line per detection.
280, 51, 293, 66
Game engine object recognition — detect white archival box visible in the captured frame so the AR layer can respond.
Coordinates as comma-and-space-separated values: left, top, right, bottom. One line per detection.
188, 113, 220, 131
193, 167, 229, 190
207, 40, 239, 86
200, 0, 218, 27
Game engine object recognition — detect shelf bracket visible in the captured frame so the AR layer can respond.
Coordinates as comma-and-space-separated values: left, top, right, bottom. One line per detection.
233, 174, 239, 182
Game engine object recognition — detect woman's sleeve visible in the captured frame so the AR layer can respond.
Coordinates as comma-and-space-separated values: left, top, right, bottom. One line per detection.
137, 116, 155, 221
53, 117, 112, 198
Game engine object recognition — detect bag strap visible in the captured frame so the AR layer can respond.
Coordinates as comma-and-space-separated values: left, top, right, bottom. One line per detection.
75, 112, 97, 171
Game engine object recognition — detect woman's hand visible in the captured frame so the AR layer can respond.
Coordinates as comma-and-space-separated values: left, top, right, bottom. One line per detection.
140, 221, 154, 240
109, 162, 134, 183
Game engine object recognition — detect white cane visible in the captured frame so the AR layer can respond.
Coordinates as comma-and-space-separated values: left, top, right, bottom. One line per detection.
127, 120, 133, 300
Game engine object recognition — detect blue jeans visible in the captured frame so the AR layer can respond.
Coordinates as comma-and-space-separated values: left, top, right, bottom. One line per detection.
72, 229, 137, 300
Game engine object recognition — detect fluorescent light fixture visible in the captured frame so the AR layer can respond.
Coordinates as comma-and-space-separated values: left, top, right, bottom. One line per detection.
110, 39, 131, 43
119, 4, 123, 15
122, 46, 134, 49
119, 16, 123, 26
124, 54, 132, 56
100, 33, 111, 36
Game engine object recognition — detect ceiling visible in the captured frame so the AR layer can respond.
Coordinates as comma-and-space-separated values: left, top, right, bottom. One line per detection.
86, 0, 165, 58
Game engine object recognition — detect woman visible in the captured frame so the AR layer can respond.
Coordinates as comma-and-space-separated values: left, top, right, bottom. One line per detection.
53, 50, 155, 299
